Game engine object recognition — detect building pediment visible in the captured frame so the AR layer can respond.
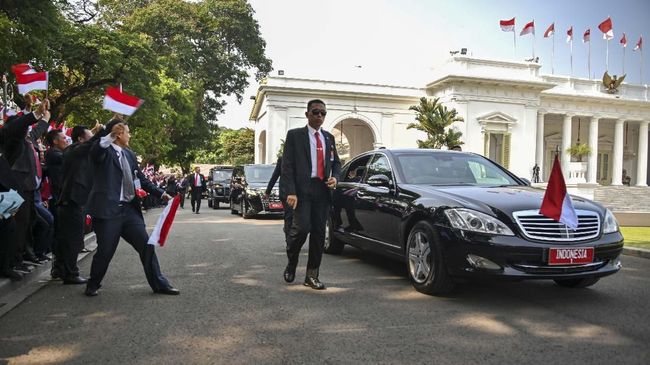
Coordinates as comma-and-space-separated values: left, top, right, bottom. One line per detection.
477, 111, 518, 125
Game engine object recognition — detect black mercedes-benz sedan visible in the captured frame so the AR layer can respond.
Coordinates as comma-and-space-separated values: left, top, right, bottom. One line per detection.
229, 164, 284, 219
326, 149, 623, 295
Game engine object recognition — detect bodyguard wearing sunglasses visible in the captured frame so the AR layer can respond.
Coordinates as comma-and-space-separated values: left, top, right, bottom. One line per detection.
280, 99, 341, 290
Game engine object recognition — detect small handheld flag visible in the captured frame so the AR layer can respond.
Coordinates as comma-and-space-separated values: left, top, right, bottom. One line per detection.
103, 86, 144, 116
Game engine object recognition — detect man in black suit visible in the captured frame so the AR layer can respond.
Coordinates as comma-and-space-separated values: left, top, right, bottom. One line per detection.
53, 125, 100, 284
188, 166, 206, 214
84, 120, 179, 296
281, 99, 341, 290
0, 153, 23, 280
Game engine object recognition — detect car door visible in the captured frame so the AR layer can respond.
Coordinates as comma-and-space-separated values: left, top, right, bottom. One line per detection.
354, 153, 402, 253
331, 154, 372, 246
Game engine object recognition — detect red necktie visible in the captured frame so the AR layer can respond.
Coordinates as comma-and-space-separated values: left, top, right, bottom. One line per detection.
315, 131, 324, 180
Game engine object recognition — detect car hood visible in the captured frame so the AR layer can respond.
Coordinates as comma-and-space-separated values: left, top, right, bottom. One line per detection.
403, 185, 603, 217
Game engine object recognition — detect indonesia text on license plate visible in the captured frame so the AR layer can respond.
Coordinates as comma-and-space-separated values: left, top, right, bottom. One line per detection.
269, 202, 283, 209
548, 247, 594, 265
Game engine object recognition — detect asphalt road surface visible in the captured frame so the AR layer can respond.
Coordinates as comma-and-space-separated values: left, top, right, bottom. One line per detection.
1, 203, 649, 364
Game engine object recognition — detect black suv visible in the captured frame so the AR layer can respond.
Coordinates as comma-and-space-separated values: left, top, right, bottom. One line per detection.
207, 166, 233, 209
229, 164, 284, 219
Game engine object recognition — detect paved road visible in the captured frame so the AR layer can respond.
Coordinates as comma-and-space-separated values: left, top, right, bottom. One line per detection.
1, 204, 649, 364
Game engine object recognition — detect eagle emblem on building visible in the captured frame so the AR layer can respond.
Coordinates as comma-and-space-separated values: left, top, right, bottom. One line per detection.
602, 71, 626, 94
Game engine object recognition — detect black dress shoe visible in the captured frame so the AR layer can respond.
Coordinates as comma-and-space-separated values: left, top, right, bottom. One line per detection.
154, 287, 180, 295
63, 276, 88, 285
283, 266, 295, 283
304, 276, 326, 290
2, 270, 24, 281
84, 284, 100, 297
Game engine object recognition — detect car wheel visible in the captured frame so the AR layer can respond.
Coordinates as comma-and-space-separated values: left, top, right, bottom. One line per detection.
207, 198, 213, 208
230, 199, 238, 215
553, 277, 600, 288
215, 202, 220, 209
242, 198, 253, 219
324, 218, 344, 254
406, 221, 455, 295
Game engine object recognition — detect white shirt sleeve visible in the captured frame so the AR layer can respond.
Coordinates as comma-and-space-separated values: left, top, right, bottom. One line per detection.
100, 134, 116, 148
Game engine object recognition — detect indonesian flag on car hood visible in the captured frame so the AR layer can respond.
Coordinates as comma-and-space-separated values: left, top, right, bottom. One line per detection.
15, 72, 48, 95
500, 17, 515, 32
539, 156, 578, 230
598, 17, 614, 40
102, 86, 144, 116
520, 21, 535, 36
148, 194, 181, 247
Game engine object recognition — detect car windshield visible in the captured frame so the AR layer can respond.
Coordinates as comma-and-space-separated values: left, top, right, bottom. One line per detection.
395, 152, 520, 186
244, 165, 276, 183
212, 170, 232, 182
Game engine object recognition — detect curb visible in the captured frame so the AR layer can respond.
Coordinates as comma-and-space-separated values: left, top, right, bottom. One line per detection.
0, 234, 97, 318
623, 246, 650, 260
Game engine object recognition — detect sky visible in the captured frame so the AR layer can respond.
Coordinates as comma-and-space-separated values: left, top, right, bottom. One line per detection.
216, 0, 650, 129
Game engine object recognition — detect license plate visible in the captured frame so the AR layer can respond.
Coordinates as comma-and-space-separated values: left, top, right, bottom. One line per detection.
269, 202, 283, 209
548, 247, 594, 265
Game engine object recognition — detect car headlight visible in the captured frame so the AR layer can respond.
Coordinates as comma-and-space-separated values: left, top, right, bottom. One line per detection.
444, 208, 514, 236
603, 209, 619, 234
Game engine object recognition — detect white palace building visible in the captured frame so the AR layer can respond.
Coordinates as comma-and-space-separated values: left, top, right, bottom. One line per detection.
249, 56, 650, 211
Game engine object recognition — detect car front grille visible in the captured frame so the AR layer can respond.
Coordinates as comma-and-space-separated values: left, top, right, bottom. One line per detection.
512, 209, 600, 242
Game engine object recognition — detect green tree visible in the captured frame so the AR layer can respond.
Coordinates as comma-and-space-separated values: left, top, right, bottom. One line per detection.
218, 128, 254, 165
407, 97, 464, 149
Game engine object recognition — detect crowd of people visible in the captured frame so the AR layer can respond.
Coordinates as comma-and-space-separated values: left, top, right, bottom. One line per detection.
0, 97, 195, 284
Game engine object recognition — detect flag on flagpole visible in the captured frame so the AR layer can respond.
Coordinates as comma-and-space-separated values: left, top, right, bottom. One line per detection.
500, 17, 515, 32
598, 17, 614, 40
520, 20, 535, 36
566, 26, 573, 43
634, 36, 643, 51
620, 33, 627, 47
15, 72, 48, 95
102, 86, 144, 116
148, 195, 181, 247
544, 23, 554, 38
583, 28, 591, 43
11, 63, 35, 75
539, 155, 578, 230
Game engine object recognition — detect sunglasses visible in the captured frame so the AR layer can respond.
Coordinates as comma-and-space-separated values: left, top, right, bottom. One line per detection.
310, 109, 327, 117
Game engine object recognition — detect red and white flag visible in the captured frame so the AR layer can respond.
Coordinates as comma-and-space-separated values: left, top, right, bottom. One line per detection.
544, 23, 555, 38
539, 156, 578, 230
11, 63, 36, 75
634, 36, 643, 51
500, 17, 515, 32
102, 86, 144, 116
520, 20, 535, 36
620, 33, 627, 47
566, 26, 573, 43
583, 28, 591, 43
598, 17, 614, 40
15, 72, 48, 95
148, 194, 181, 247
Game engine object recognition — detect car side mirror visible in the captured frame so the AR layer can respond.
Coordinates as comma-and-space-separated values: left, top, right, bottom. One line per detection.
367, 174, 390, 188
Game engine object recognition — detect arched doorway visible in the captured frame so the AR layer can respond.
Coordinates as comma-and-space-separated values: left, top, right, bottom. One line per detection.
258, 130, 267, 164
331, 118, 375, 164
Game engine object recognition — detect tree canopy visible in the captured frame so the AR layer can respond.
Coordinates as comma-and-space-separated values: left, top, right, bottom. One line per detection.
407, 97, 464, 149
1, 0, 271, 171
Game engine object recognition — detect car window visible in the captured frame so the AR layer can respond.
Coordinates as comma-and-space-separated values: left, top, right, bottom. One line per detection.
343, 155, 372, 183
364, 154, 393, 184
212, 170, 232, 181
395, 152, 518, 186
244, 165, 276, 183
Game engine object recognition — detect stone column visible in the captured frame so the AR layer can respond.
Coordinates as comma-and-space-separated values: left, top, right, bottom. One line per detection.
587, 116, 600, 184
636, 121, 649, 186
561, 114, 573, 177
611, 119, 625, 185
536, 111, 545, 181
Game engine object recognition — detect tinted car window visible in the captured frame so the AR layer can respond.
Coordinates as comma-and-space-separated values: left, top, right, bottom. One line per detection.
364, 154, 393, 183
244, 165, 276, 183
343, 155, 372, 183
395, 152, 518, 186
212, 170, 232, 181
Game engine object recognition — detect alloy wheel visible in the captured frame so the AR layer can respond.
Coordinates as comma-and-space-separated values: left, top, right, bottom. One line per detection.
408, 231, 432, 284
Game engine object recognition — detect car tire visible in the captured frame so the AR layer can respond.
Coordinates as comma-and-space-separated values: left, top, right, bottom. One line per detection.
324, 218, 345, 254
242, 198, 253, 219
553, 277, 600, 288
230, 199, 238, 215
208, 198, 213, 208
406, 221, 455, 295
215, 202, 220, 209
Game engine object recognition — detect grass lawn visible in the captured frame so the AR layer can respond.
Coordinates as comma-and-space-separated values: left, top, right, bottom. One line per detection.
620, 227, 650, 250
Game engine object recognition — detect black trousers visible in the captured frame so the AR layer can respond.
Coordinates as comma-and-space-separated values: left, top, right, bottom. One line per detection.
54, 202, 85, 278
178, 191, 186, 208
0, 218, 16, 274
286, 179, 330, 277
88, 203, 171, 292
190, 190, 202, 212
12, 192, 36, 263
